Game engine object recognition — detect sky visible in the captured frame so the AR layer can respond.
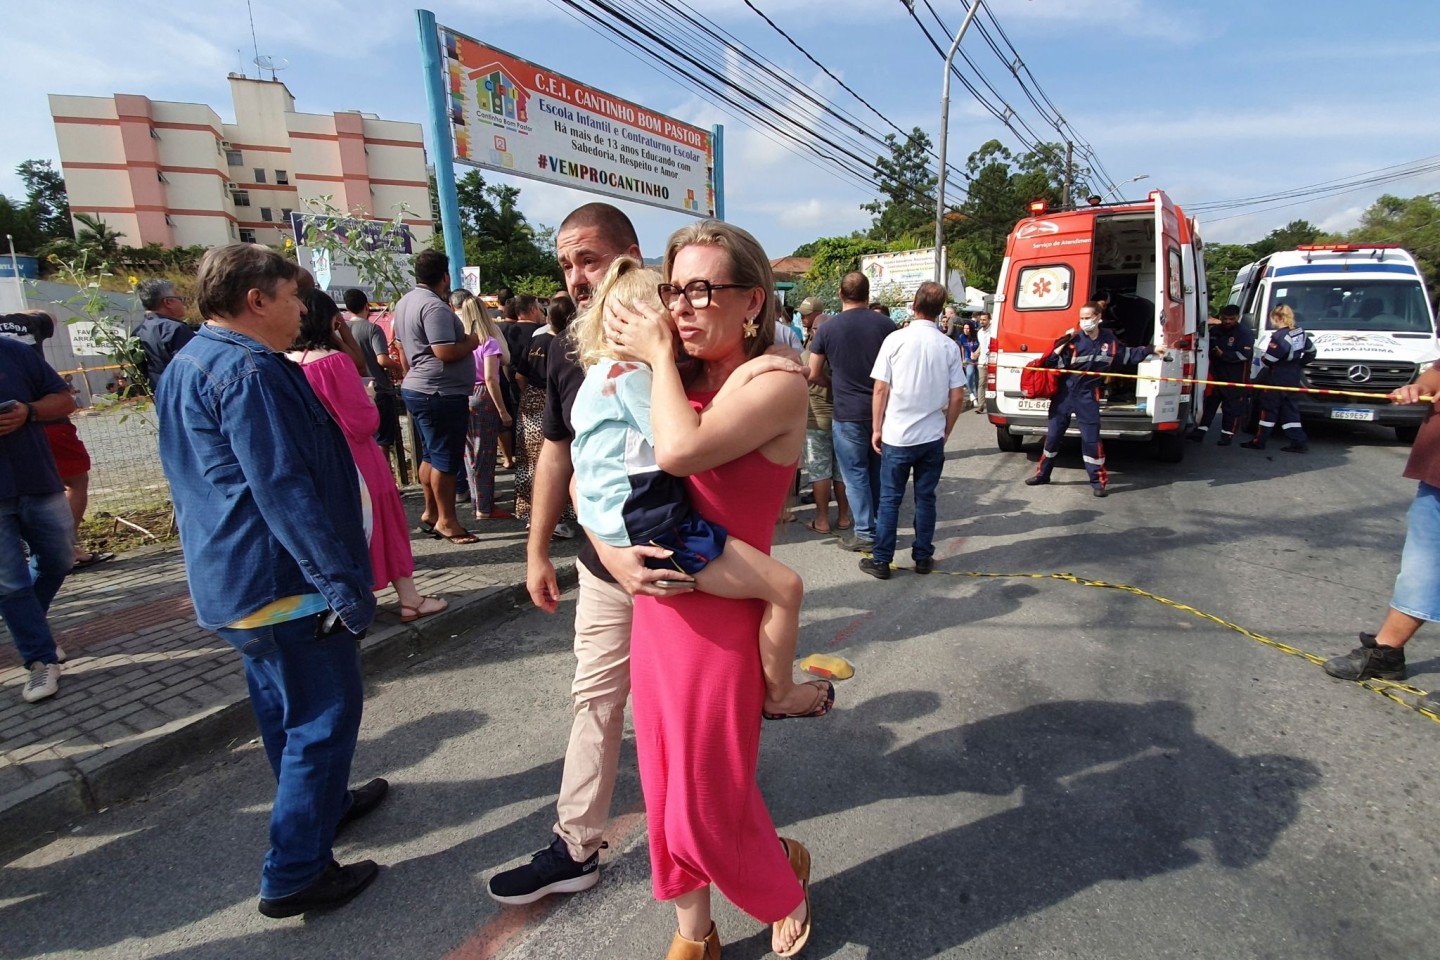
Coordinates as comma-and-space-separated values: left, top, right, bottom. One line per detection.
4, 0, 1440, 267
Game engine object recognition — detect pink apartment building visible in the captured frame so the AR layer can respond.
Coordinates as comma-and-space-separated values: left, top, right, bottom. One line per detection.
49, 75, 434, 249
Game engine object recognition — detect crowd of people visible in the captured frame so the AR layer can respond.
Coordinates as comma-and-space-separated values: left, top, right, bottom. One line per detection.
3, 197, 1437, 956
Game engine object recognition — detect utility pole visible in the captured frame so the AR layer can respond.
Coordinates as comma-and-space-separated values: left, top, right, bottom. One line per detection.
1062, 141, 1073, 210
928, 0, 984, 284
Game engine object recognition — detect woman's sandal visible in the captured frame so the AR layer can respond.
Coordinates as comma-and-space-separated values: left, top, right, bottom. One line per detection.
774, 838, 812, 957
763, 679, 835, 721
664, 922, 721, 960
399, 596, 448, 623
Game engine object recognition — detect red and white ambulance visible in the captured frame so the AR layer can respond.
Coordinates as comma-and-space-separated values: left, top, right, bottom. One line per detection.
984, 190, 1209, 462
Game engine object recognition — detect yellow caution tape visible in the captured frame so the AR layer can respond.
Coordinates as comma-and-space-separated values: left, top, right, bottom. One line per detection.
996, 362, 1433, 403
922, 568, 1440, 722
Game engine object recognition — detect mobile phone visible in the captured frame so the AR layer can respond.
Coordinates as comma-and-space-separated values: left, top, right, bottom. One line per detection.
0, 399, 17, 415
654, 579, 689, 589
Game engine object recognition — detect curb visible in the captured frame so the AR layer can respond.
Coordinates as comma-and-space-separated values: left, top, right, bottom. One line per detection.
0, 562, 578, 863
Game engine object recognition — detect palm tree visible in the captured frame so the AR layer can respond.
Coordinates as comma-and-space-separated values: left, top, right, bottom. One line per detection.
73, 212, 127, 269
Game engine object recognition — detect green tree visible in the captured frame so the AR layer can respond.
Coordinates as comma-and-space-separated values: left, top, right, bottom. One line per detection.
0, 195, 42, 254
18, 159, 72, 241
1203, 242, 1258, 316
1250, 219, 1324, 258
439, 170, 561, 292
299, 196, 417, 307
72, 213, 126, 270
1343, 193, 1440, 296
862, 127, 937, 245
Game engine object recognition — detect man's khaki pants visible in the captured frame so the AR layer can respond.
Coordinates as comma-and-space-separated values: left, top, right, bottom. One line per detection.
553, 564, 633, 861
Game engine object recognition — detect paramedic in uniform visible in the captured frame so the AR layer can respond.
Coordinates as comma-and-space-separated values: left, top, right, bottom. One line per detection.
1025, 302, 1165, 497
1241, 304, 1312, 453
1189, 304, 1254, 445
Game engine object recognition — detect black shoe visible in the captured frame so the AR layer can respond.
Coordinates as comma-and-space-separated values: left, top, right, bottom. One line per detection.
1217, 435, 1233, 447
1322, 632, 1406, 681
336, 778, 389, 837
488, 835, 601, 905
1187, 431, 1206, 443
914, 557, 933, 575
1281, 444, 1308, 454
836, 535, 873, 553
1240, 439, 1265, 450
1093, 487, 1108, 498
258, 860, 379, 918
1024, 475, 1050, 486
858, 557, 891, 580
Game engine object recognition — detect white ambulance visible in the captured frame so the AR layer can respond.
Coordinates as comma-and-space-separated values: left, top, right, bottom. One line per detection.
1228, 245, 1438, 442
985, 190, 1209, 462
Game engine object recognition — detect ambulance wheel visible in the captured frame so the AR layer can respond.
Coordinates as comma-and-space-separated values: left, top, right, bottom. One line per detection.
996, 426, 1025, 453
1396, 425, 1419, 444
1155, 432, 1186, 463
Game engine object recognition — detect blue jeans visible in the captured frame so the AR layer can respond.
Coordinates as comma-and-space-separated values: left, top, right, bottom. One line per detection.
1391, 481, 1440, 623
832, 419, 882, 542
216, 615, 365, 899
872, 439, 946, 566
0, 492, 73, 667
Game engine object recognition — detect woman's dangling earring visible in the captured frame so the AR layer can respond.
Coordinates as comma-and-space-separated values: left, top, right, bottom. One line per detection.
743, 314, 759, 338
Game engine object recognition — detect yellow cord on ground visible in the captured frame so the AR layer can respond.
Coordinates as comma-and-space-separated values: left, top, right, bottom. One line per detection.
922, 567, 1440, 723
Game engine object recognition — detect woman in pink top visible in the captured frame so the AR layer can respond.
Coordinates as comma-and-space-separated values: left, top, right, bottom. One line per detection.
600, 220, 814, 959
289, 290, 447, 623
459, 298, 513, 520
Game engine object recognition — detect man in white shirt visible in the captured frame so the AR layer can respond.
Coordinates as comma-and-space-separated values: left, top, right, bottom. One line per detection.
860, 281, 966, 580
973, 312, 993, 414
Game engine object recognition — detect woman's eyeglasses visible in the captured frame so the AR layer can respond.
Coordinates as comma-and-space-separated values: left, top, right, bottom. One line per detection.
657, 279, 751, 309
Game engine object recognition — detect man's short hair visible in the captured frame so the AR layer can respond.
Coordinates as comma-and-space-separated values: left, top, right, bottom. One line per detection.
342, 288, 369, 314
415, 249, 449, 287
137, 278, 177, 311
559, 202, 640, 251
494, 285, 514, 304
196, 244, 300, 321
515, 294, 538, 317
1219, 304, 1241, 318
912, 281, 947, 319
840, 271, 869, 304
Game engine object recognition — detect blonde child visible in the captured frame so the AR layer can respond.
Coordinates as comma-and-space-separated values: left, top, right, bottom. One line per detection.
570, 257, 830, 720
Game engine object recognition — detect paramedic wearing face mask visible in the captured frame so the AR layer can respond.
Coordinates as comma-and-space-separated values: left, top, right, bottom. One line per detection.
1025, 302, 1166, 497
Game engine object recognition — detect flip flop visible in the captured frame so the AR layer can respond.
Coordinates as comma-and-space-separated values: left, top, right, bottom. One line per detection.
399, 595, 449, 623
802, 520, 833, 535
415, 522, 441, 539
836, 519, 854, 530
775, 838, 812, 958
72, 551, 114, 570
763, 679, 835, 721
440, 530, 480, 545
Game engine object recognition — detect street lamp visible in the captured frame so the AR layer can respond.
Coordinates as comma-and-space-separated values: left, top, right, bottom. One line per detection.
919, 0, 985, 284
1104, 174, 1150, 202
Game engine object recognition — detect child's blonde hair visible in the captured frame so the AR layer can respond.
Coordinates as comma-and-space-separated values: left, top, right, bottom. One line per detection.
573, 256, 665, 369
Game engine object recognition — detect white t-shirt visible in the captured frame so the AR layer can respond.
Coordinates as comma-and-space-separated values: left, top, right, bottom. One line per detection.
870, 319, 965, 447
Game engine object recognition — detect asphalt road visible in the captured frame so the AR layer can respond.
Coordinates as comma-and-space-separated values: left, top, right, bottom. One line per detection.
4, 410, 1438, 960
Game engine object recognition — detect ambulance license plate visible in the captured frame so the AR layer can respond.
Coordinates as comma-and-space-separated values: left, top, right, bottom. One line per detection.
1330, 408, 1375, 422
1015, 398, 1051, 412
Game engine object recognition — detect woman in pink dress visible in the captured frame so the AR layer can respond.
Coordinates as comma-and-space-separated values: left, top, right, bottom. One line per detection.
602, 220, 814, 958
289, 290, 447, 623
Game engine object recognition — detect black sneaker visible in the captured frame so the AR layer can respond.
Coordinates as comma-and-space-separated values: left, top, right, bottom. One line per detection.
1322, 632, 1406, 681
1239, 439, 1265, 450
836, 535, 873, 553
488, 835, 600, 905
914, 557, 933, 575
1281, 443, 1308, 454
1217, 435, 1233, 447
858, 557, 891, 580
258, 860, 379, 918
1024, 475, 1049, 486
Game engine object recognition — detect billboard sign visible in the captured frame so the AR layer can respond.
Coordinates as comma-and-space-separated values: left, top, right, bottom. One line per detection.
436, 24, 716, 218
288, 212, 415, 255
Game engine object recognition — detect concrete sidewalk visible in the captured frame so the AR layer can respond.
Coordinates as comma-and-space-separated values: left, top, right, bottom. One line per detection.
0, 489, 581, 861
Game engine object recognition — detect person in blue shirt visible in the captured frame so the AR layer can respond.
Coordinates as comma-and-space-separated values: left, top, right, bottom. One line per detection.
1025, 302, 1165, 497
570, 256, 828, 722
157, 243, 387, 919
1242, 304, 1313, 453
1190, 304, 1255, 445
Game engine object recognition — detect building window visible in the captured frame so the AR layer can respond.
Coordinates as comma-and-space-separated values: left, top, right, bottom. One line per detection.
275, 169, 289, 185
226, 149, 243, 166
229, 222, 237, 238
150, 127, 161, 140
164, 214, 174, 226
156, 171, 168, 183
239, 228, 257, 243
254, 168, 267, 184
260, 207, 273, 222
232, 191, 251, 207
281, 208, 293, 220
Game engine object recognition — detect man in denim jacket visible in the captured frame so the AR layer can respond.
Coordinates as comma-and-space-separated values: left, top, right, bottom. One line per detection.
157, 244, 388, 918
